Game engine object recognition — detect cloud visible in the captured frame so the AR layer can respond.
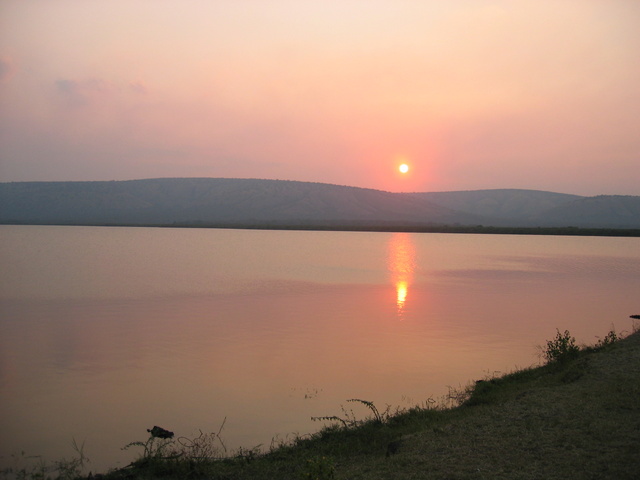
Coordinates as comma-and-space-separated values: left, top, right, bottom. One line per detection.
0, 55, 15, 82
54, 77, 150, 107
129, 81, 148, 95
54, 77, 114, 106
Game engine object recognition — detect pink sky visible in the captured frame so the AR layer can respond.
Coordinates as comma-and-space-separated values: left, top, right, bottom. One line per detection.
1, 0, 638, 195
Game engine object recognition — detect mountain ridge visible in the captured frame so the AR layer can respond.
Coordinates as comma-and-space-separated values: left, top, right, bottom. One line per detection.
1, 178, 639, 229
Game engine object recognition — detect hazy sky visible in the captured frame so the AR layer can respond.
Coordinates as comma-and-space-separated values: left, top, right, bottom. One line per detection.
1, 1, 638, 194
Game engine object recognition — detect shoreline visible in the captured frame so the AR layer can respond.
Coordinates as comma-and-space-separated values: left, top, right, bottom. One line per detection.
109, 327, 640, 479
3, 222, 640, 237
6, 326, 638, 479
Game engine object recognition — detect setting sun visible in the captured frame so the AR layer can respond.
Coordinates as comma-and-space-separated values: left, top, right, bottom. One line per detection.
399, 164, 409, 174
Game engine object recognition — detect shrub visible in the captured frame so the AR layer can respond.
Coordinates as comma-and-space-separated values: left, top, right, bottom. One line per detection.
544, 329, 580, 364
595, 329, 618, 349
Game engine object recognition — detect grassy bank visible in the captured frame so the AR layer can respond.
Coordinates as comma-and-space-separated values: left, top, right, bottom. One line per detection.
5, 326, 640, 479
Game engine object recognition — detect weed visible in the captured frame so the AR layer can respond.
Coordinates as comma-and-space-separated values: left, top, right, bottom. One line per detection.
595, 328, 619, 349
346, 399, 388, 424
445, 384, 475, 407
310, 414, 350, 429
543, 329, 580, 364
311, 399, 393, 429
0, 452, 45, 480
119, 419, 232, 478
122, 435, 178, 463
235, 445, 263, 464
177, 417, 228, 462
0, 439, 88, 480
55, 439, 89, 479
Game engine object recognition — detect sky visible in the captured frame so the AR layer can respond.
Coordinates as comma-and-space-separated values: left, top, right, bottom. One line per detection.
1, 0, 639, 195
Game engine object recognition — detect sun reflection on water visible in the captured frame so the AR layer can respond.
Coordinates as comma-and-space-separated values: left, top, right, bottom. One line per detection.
396, 280, 408, 306
387, 233, 416, 317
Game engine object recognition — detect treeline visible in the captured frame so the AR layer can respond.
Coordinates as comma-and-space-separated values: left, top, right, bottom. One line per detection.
4, 219, 640, 237
170, 222, 640, 237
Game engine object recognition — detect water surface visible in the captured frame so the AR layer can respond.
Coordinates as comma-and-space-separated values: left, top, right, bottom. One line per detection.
1, 226, 638, 471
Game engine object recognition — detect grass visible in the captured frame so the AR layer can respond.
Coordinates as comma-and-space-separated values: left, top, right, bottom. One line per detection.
1, 439, 89, 480
3, 323, 640, 479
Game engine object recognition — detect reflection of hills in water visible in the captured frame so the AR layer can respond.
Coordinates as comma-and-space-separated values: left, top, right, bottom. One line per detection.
388, 233, 416, 317
1, 178, 640, 228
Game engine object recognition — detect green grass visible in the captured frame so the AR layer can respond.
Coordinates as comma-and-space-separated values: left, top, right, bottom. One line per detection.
4, 325, 640, 479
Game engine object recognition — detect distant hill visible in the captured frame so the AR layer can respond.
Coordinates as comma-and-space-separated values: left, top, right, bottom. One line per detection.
416, 189, 640, 228
412, 189, 583, 220
1, 178, 639, 229
0, 178, 482, 227
530, 195, 640, 228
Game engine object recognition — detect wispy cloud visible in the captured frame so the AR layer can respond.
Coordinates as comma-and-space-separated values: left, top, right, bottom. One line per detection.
0, 55, 15, 82
129, 81, 148, 95
54, 78, 114, 106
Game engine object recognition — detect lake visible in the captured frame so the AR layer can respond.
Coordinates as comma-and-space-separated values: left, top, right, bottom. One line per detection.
1, 225, 639, 472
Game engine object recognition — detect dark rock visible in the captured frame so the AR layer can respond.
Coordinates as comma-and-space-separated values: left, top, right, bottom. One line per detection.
147, 426, 174, 439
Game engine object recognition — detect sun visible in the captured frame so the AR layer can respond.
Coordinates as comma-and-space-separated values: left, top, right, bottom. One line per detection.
399, 163, 409, 174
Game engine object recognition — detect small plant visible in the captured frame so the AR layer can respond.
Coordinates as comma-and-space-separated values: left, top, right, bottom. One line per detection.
53, 438, 90, 479
445, 384, 474, 408
543, 329, 580, 364
0, 440, 89, 480
120, 421, 233, 477
122, 434, 179, 462
0, 452, 46, 480
176, 418, 228, 462
595, 328, 618, 349
347, 399, 387, 423
311, 399, 392, 429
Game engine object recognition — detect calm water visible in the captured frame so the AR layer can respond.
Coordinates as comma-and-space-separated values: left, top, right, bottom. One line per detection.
1, 225, 639, 471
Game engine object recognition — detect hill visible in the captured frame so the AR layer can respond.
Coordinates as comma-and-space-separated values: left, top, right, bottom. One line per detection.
415, 189, 640, 228
0, 178, 482, 227
1, 178, 639, 229
531, 195, 640, 228
413, 189, 582, 221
